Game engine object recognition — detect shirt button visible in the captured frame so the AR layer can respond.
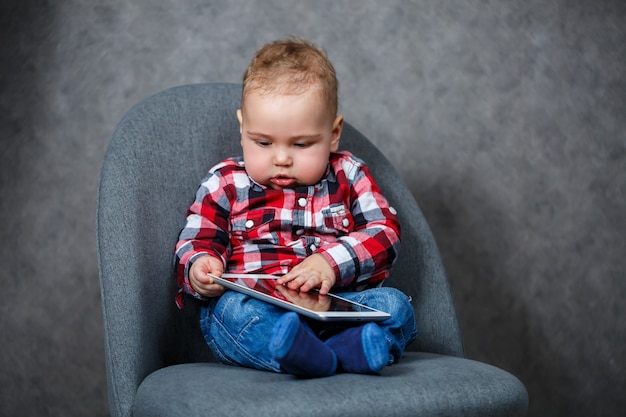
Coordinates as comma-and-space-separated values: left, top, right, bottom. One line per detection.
309, 244, 317, 251
389, 206, 398, 215
245, 220, 254, 228
298, 198, 307, 207
296, 229, 305, 235
342, 218, 350, 227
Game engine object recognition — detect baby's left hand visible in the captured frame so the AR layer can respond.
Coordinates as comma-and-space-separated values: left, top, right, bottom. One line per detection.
278, 253, 336, 295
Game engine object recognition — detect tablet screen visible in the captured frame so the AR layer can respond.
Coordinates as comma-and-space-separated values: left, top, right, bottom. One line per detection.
214, 273, 390, 321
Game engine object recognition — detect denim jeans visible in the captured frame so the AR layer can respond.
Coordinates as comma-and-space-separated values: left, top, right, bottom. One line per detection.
200, 287, 418, 373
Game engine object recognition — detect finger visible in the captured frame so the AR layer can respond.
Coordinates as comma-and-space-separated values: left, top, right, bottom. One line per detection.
207, 283, 226, 296
277, 270, 297, 284
297, 277, 316, 293
207, 260, 224, 277
200, 282, 226, 298
318, 280, 331, 295
194, 275, 213, 288
286, 275, 308, 290
192, 280, 213, 296
192, 268, 214, 285
293, 273, 322, 293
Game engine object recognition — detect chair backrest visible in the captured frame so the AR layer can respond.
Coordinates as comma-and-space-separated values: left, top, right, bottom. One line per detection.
97, 83, 463, 414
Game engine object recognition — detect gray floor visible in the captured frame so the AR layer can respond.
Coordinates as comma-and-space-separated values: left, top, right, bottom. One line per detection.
1, 1, 624, 416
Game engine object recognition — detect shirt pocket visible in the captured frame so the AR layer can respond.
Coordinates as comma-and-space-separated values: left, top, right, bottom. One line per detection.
321, 204, 353, 235
230, 208, 277, 242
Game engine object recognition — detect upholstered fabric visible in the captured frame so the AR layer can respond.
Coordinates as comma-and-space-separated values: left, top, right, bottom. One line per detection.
97, 83, 528, 417
134, 353, 528, 417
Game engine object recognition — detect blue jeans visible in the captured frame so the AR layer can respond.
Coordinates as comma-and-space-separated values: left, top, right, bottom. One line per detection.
200, 287, 418, 373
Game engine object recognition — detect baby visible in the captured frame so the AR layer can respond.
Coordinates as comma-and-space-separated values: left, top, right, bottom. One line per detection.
175, 38, 417, 377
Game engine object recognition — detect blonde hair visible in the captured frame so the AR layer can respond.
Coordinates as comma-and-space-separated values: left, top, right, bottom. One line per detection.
242, 38, 339, 118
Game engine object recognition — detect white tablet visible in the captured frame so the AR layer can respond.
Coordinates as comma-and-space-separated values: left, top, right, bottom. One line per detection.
209, 273, 391, 322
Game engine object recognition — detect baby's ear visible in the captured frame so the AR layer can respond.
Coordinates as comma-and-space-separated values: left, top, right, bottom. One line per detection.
330, 115, 344, 151
236, 109, 243, 133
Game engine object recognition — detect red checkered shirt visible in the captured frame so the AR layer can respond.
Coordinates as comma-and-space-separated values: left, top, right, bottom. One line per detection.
174, 151, 401, 308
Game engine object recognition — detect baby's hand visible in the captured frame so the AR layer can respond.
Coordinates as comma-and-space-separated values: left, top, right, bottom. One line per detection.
275, 284, 332, 311
189, 255, 226, 298
278, 253, 336, 295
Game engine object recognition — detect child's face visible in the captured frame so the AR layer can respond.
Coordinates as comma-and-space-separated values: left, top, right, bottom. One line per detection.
237, 87, 343, 190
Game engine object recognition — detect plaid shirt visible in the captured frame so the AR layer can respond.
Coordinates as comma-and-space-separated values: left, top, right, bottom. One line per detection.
175, 151, 401, 308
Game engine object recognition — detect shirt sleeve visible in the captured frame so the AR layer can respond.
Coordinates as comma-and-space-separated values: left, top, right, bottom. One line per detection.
316, 157, 401, 289
174, 164, 233, 308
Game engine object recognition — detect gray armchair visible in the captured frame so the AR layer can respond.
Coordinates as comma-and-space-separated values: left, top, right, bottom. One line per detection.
97, 83, 528, 416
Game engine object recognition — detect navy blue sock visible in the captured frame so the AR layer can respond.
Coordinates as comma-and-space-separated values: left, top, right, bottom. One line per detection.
269, 312, 337, 378
325, 323, 389, 374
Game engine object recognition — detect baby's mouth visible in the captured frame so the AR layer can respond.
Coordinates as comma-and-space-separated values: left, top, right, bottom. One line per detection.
270, 176, 296, 188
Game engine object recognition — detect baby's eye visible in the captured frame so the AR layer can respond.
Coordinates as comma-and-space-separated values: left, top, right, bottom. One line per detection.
255, 140, 271, 147
294, 142, 309, 148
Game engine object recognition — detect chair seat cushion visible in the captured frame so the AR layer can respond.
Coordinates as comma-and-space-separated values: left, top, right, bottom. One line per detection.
133, 352, 528, 417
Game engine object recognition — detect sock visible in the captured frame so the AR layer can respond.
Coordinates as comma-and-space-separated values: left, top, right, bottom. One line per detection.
325, 323, 389, 374
269, 312, 337, 378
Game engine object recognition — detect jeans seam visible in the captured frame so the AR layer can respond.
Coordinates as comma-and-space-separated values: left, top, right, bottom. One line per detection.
210, 313, 279, 372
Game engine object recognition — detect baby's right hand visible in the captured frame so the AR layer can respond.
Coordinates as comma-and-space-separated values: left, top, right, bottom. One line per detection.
189, 255, 226, 298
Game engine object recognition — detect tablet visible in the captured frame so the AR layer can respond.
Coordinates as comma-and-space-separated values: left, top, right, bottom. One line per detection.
210, 273, 391, 322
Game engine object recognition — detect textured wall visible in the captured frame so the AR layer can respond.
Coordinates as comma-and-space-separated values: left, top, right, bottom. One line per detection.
1, 1, 624, 416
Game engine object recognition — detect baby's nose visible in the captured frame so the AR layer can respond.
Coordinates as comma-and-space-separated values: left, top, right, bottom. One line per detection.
273, 149, 292, 165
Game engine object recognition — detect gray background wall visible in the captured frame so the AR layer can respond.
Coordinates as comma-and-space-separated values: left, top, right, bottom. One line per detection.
1, 1, 624, 416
